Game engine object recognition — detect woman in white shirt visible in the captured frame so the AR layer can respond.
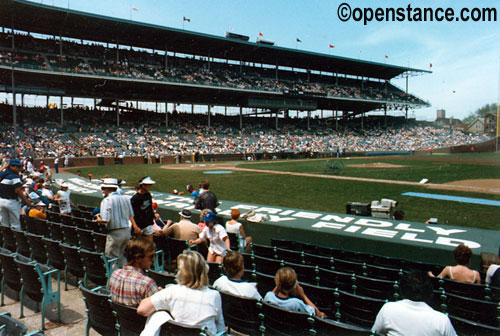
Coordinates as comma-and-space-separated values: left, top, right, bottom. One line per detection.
225, 208, 252, 252
138, 250, 225, 336
190, 211, 230, 263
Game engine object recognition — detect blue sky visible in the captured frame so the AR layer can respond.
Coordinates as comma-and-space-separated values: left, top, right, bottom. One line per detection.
27, 1, 500, 120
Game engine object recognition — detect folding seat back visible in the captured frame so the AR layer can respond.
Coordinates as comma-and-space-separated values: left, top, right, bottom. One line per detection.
77, 228, 96, 251
0, 247, 22, 305
0, 312, 28, 336
80, 249, 119, 288
318, 268, 355, 292
219, 291, 263, 336
146, 269, 176, 288
354, 275, 400, 300
113, 302, 147, 336
261, 301, 315, 336
80, 284, 119, 336
159, 320, 209, 336
0, 226, 17, 252
25, 232, 48, 264
11, 229, 31, 258
333, 289, 386, 329
251, 243, 277, 259
276, 248, 305, 265
313, 317, 378, 336
253, 255, 283, 276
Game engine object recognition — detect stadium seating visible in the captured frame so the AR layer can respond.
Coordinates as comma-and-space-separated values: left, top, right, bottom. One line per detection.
145, 269, 176, 288
313, 317, 379, 336
25, 233, 48, 264
333, 289, 386, 329
0, 312, 44, 336
15, 255, 61, 331
112, 302, 147, 336
0, 247, 22, 306
261, 301, 315, 336
159, 320, 211, 336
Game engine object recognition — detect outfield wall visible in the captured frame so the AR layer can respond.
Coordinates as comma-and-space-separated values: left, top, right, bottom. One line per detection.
55, 174, 498, 269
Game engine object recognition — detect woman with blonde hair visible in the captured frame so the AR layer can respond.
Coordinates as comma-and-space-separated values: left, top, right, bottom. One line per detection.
428, 244, 481, 284
138, 250, 225, 335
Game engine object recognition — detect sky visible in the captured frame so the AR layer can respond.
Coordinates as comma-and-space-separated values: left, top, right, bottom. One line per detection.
18, 1, 500, 121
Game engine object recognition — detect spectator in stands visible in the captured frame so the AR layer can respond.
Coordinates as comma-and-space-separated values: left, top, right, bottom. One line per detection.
392, 210, 405, 220
109, 237, 159, 307
40, 181, 54, 200
154, 209, 199, 241
213, 251, 261, 299
137, 250, 225, 336
189, 211, 230, 263
225, 208, 252, 252
54, 182, 73, 215
28, 200, 47, 220
0, 158, 32, 229
130, 177, 156, 241
373, 270, 457, 336
428, 244, 481, 284
197, 208, 210, 232
264, 267, 326, 318
194, 180, 219, 212
95, 178, 141, 262
54, 156, 59, 174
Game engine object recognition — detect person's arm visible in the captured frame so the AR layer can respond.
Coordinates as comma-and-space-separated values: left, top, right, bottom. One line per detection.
294, 283, 326, 318
130, 216, 142, 235
429, 266, 450, 279
189, 237, 204, 246
214, 293, 226, 333
239, 224, 246, 238
15, 187, 32, 206
137, 297, 156, 317
474, 271, 481, 284
223, 235, 231, 251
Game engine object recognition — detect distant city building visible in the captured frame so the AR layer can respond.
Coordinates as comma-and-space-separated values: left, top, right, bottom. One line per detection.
436, 109, 446, 120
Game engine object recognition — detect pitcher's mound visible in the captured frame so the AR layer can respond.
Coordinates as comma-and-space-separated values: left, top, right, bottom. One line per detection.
349, 162, 405, 168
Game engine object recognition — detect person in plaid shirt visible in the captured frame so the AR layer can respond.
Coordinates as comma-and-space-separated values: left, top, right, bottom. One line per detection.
109, 237, 159, 307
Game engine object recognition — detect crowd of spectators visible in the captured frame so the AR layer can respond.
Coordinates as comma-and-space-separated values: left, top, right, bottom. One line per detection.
0, 103, 491, 160
0, 32, 426, 106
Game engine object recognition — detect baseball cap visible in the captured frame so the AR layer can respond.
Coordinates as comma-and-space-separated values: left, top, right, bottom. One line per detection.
60, 182, 69, 188
9, 158, 22, 166
201, 211, 217, 222
35, 200, 46, 207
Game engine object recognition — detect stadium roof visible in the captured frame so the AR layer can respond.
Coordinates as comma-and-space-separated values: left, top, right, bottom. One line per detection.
0, 0, 430, 80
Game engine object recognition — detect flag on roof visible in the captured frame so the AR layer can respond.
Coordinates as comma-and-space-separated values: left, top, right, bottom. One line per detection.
385, 55, 389, 58
329, 44, 334, 48
259, 32, 263, 37
296, 38, 302, 42
430, 63, 433, 68
131, 7, 138, 11
183, 16, 191, 22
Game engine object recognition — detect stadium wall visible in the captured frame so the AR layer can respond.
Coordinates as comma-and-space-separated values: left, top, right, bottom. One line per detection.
55, 174, 498, 269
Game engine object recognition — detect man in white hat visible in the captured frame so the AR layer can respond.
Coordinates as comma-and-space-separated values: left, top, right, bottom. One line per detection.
96, 177, 141, 263
154, 209, 199, 241
130, 177, 156, 241
28, 200, 47, 220
40, 181, 54, 201
54, 182, 73, 214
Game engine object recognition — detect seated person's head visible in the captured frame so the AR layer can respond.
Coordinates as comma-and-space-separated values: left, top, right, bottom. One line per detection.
223, 251, 244, 279
125, 237, 156, 270
231, 208, 240, 221
176, 250, 209, 290
201, 180, 210, 190
454, 244, 472, 266
393, 210, 405, 220
275, 267, 297, 296
400, 270, 433, 302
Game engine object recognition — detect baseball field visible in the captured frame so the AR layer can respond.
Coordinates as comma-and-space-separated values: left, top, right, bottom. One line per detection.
67, 152, 500, 230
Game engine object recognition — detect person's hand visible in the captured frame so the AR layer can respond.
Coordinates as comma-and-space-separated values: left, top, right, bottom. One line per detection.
133, 226, 142, 235
316, 310, 326, 319
427, 271, 435, 277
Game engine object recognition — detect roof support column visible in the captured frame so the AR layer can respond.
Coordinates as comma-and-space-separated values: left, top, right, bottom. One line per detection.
275, 109, 279, 130
207, 105, 211, 128
116, 43, 119, 63
46, 95, 49, 108
10, 53, 16, 131
405, 75, 409, 119
116, 99, 120, 127
239, 106, 242, 130
361, 112, 364, 130
164, 49, 168, 69
59, 36, 63, 56
335, 110, 338, 131
191, 104, 194, 114
71, 97, 74, 109
224, 106, 227, 117
60, 96, 64, 126
384, 104, 387, 127
307, 111, 310, 131
165, 102, 168, 127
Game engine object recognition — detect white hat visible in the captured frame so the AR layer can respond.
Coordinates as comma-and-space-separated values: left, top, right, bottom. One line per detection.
60, 182, 69, 188
43, 181, 51, 186
119, 180, 127, 185
101, 178, 119, 189
35, 200, 46, 207
140, 177, 156, 185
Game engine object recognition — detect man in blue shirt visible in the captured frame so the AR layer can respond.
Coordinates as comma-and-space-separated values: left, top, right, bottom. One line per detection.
0, 159, 32, 229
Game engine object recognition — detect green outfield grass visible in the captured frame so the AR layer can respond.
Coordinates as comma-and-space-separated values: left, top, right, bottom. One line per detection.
239, 153, 500, 183
68, 153, 500, 230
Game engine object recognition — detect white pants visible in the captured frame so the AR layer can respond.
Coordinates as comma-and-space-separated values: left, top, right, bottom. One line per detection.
105, 227, 131, 267
0, 198, 21, 230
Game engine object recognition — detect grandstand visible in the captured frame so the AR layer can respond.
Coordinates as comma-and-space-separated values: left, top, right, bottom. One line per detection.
0, 0, 430, 133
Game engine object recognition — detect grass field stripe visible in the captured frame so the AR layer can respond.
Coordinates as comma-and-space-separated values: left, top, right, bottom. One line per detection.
401, 192, 500, 206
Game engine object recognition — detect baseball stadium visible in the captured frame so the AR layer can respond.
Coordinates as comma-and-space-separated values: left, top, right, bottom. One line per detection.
0, 0, 498, 335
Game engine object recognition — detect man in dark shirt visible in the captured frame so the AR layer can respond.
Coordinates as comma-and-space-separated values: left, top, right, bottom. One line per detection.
131, 177, 156, 241
0, 159, 32, 229
194, 180, 219, 213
